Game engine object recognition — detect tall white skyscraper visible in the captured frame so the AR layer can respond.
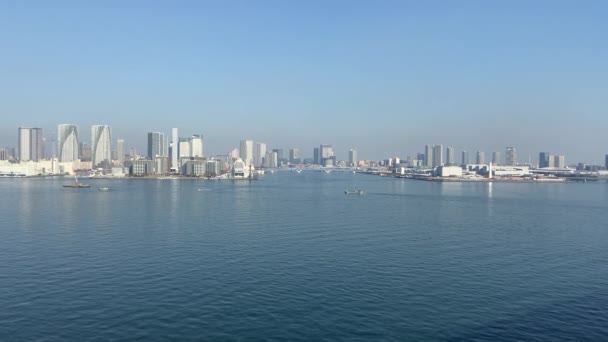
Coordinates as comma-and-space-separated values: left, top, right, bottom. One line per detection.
91, 125, 112, 168
191, 135, 203, 158
116, 139, 125, 164
240, 140, 254, 166
179, 138, 191, 158
476, 151, 485, 164
18, 127, 43, 162
57, 124, 79, 162
254, 142, 267, 167
171, 128, 178, 169
424, 145, 433, 167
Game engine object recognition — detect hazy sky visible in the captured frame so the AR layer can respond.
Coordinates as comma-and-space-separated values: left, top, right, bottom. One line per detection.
1, 1, 607, 163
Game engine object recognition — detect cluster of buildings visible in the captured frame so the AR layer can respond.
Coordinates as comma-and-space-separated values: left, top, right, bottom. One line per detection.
0, 125, 362, 178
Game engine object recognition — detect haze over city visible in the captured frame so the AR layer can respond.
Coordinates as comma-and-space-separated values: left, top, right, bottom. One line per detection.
1, 1, 607, 162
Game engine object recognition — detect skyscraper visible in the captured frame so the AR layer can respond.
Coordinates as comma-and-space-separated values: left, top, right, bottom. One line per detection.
147, 132, 166, 159
505, 147, 517, 166
476, 151, 485, 164
116, 139, 125, 164
171, 128, 178, 170
424, 145, 433, 168
461, 150, 470, 166
273, 149, 284, 164
492, 152, 500, 165
320, 144, 334, 166
313, 147, 320, 165
605, 155, 608, 170
254, 142, 267, 167
18, 127, 43, 162
191, 135, 203, 158
446, 146, 455, 166
91, 125, 112, 168
348, 149, 357, 167
289, 148, 300, 164
432, 144, 443, 167
57, 124, 79, 162
240, 140, 254, 166
539, 152, 550, 168
179, 138, 191, 158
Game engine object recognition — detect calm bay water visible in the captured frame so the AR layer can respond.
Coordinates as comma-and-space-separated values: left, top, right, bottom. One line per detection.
1, 172, 608, 341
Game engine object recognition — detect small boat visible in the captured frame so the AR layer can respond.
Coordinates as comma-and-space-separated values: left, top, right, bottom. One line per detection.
98, 187, 110, 191
296, 169, 303, 174
63, 175, 91, 188
345, 189, 365, 195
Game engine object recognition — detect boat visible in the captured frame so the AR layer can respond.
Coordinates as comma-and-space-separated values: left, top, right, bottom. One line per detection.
63, 175, 91, 188
98, 187, 110, 191
296, 169, 303, 174
345, 189, 365, 195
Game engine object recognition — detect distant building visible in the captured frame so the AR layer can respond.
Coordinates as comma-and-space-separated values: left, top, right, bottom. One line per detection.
461, 150, 470, 166
438, 165, 463, 177
18, 127, 43, 162
116, 139, 125, 164
505, 147, 517, 166
254, 142, 267, 167
492, 152, 500, 165
272, 149, 284, 165
57, 124, 79, 162
539, 152, 550, 168
147, 132, 168, 159
79, 142, 91, 161
432, 144, 443, 167
171, 128, 178, 170
320, 144, 335, 166
289, 148, 300, 164
476, 151, 485, 165
313, 147, 320, 165
191, 134, 203, 158
240, 140, 254, 167
179, 138, 191, 158
91, 125, 112, 168
446, 146, 455, 165
130, 159, 154, 176
348, 149, 357, 167
424, 145, 433, 168
264, 151, 278, 168
606, 154, 608, 170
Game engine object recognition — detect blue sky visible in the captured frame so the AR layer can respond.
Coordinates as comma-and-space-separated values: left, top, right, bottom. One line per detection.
1, 1, 607, 163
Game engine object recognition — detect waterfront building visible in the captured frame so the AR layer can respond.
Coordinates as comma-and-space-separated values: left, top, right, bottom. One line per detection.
171, 128, 178, 170
91, 125, 112, 168
289, 148, 300, 164
179, 138, 191, 158
129, 159, 155, 176
446, 147, 455, 165
424, 145, 433, 168
57, 124, 79, 162
0, 148, 8, 161
438, 165, 463, 177
264, 151, 278, 168
348, 149, 357, 167
18, 127, 43, 162
606, 155, 608, 170
273, 149, 284, 165
476, 151, 485, 165
461, 150, 470, 166
320, 144, 335, 167
191, 134, 203, 158
313, 147, 320, 165
154, 156, 169, 175
147, 132, 167, 159
116, 139, 125, 164
539, 152, 550, 168
205, 160, 221, 177
79, 143, 91, 161
240, 140, 254, 167
505, 147, 517, 166
432, 144, 443, 167
254, 142, 267, 167
492, 152, 500, 165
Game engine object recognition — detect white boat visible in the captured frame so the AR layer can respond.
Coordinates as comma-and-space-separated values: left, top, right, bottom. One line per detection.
98, 187, 110, 191
345, 189, 365, 195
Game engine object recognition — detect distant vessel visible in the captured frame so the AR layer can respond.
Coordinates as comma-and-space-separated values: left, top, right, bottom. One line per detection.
345, 189, 365, 195
296, 169, 302, 174
63, 175, 91, 188
98, 187, 110, 191
324, 169, 332, 174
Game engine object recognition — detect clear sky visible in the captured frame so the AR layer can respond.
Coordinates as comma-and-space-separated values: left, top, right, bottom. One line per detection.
1, 1, 607, 163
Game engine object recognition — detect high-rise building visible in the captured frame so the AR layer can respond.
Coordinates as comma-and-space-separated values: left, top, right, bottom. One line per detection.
432, 144, 443, 167
179, 138, 191, 158
79, 142, 91, 161
605, 155, 608, 170
348, 149, 357, 167
57, 124, 79, 162
264, 151, 278, 168
505, 147, 517, 166
254, 142, 267, 167
424, 145, 433, 168
320, 144, 334, 166
0, 148, 8, 160
273, 149, 284, 164
91, 125, 112, 168
171, 128, 178, 170
289, 148, 300, 164
18, 127, 43, 162
240, 140, 254, 166
539, 152, 550, 168
476, 151, 485, 164
446, 146, 455, 166
147, 132, 167, 159
313, 147, 320, 165
116, 139, 125, 164
492, 152, 500, 165
191, 135, 203, 158
461, 150, 470, 166
548, 155, 565, 168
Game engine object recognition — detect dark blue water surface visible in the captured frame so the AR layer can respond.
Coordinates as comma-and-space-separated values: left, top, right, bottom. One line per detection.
1, 172, 608, 341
